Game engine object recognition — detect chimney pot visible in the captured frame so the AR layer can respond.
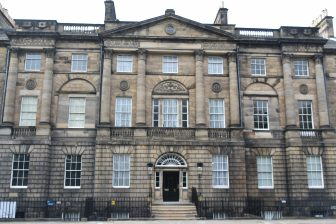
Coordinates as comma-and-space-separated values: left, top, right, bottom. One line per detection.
105, 0, 117, 22
165, 9, 175, 16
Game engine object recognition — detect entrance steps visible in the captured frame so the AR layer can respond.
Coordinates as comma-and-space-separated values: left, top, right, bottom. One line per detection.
151, 202, 198, 220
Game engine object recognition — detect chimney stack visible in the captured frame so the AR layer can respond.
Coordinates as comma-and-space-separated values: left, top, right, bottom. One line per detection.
105, 0, 117, 22
316, 16, 334, 38
214, 8, 228, 25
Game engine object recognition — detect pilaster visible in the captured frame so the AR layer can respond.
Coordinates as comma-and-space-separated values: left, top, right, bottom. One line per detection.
136, 48, 147, 126
100, 49, 112, 124
195, 50, 205, 127
3, 48, 19, 125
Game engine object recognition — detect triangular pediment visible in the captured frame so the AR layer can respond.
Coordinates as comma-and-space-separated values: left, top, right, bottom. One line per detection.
101, 14, 234, 40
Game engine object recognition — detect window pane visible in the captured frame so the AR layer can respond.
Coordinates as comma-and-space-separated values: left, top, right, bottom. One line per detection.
71, 54, 88, 72
253, 100, 269, 130
117, 55, 133, 72
209, 99, 225, 128
298, 101, 313, 129
251, 58, 266, 76
163, 56, 178, 73
294, 60, 309, 76
25, 53, 41, 71
11, 154, 30, 187
257, 156, 273, 188
68, 98, 86, 128
306, 156, 324, 188
212, 155, 229, 188
113, 154, 130, 187
64, 155, 81, 187
115, 97, 132, 127
20, 96, 38, 126
163, 99, 178, 127
208, 56, 224, 75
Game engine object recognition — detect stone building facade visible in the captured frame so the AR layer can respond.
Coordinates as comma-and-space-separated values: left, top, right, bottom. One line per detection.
0, 0, 336, 219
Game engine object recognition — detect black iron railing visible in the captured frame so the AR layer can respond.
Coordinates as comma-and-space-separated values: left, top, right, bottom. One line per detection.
0, 197, 150, 221
192, 193, 336, 219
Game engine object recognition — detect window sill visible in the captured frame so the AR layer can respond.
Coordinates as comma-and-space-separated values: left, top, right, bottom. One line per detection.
64, 187, 81, 189
10, 186, 28, 189
70, 71, 88, 73
113, 186, 130, 189
115, 72, 135, 75
308, 186, 324, 189
213, 186, 229, 189
258, 187, 274, 190
23, 70, 42, 73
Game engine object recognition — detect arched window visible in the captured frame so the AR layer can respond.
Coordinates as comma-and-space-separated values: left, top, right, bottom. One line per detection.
152, 80, 189, 128
156, 153, 187, 168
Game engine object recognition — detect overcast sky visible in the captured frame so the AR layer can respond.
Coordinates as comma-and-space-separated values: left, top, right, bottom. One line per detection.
0, 0, 335, 29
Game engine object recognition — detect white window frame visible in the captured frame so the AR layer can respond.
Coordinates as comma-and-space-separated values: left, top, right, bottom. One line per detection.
25, 52, 41, 71
208, 56, 224, 75
306, 156, 324, 189
64, 155, 82, 189
113, 154, 130, 188
162, 55, 178, 74
68, 97, 86, 128
209, 99, 225, 128
251, 58, 266, 76
212, 155, 229, 189
253, 100, 269, 130
155, 171, 161, 189
182, 171, 188, 189
10, 154, 30, 188
298, 100, 314, 129
19, 96, 38, 127
71, 54, 88, 72
257, 156, 274, 189
117, 55, 133, 73
294, 59, 309, 76
152, 98, 188, 128
115, 97, 132, 127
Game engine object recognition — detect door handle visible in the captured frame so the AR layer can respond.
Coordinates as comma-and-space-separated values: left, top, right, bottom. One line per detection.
164, 188, 169, 192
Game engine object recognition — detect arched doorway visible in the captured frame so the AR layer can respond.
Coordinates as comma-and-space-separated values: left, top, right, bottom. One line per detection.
154, 153, 188, 202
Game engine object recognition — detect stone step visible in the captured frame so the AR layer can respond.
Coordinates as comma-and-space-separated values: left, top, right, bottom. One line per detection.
151, 203, 198, 220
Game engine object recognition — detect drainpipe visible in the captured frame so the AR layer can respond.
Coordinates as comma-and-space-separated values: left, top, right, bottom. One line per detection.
235, 45, 243, 128
1, 46, 11, 124
98, 39, 104, 124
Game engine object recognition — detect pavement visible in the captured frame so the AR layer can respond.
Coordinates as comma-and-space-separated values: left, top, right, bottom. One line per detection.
2, 219, 336, 224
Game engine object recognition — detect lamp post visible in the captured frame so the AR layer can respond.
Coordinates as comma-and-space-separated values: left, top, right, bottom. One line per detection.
197, 162, 203, 192
147, 163, 153, 200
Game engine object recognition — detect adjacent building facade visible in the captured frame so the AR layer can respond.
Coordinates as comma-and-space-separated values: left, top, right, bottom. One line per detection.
0, 0, 336, 219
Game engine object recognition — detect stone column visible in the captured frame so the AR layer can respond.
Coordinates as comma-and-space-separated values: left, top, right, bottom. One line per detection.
40, 49, 55, 124
3, 48, 19, 125
228, 53, 240, 127
195, 50, 206, 127
315, 54, 330, 128
100, 50, 112, 124
282, 54, 296, 128
136, 49, 147, 126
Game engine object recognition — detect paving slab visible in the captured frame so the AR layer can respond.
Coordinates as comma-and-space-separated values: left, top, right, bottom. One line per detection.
2, 219, 336, 224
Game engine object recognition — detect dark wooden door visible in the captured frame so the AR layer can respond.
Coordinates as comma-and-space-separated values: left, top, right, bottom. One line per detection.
163, 171, 179, 202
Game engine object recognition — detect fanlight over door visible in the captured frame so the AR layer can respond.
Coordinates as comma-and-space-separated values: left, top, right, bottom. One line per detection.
156, 153, 187, 168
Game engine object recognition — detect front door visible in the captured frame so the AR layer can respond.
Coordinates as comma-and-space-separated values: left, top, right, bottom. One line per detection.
163, 171, 179, 202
